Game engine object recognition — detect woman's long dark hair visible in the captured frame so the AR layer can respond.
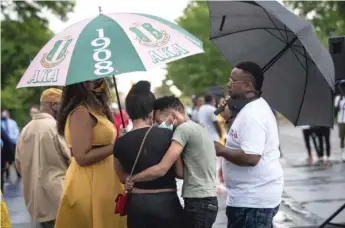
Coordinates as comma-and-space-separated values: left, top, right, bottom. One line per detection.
57, 79, 113, 136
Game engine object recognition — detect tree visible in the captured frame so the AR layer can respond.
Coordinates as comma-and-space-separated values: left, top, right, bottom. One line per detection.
1, 1, 75, 127
284, 1, 345, 47
166, 1, 231, 97
154, 80, 174, 97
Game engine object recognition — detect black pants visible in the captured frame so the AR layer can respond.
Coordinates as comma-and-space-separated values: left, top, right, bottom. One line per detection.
127, 192, 183, 228
302, 128, 318, 156
183, 197, 218, 228
314, 127, 331, 157
1, 168, 5, 193
37, 220, 55, 228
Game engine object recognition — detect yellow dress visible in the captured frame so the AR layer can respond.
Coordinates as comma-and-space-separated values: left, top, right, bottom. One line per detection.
1, 191, 11, 228
55, 106, 127, 228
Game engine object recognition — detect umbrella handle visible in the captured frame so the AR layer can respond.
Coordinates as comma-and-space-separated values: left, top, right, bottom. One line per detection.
112, 75, 126, 131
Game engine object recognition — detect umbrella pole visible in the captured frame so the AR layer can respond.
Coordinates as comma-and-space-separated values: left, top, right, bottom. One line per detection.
112, 75, 126, 129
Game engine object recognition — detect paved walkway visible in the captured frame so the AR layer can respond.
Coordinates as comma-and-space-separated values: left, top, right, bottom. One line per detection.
278, 123, 345, 227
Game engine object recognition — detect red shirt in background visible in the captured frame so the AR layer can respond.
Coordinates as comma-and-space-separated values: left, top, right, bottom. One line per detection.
114, 111, 129, 139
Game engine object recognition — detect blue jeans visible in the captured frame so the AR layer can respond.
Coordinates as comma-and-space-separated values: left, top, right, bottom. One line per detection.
226, 205, 279, 228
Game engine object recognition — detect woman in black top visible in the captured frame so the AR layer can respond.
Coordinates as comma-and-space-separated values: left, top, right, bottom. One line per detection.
113, 81, 183, 228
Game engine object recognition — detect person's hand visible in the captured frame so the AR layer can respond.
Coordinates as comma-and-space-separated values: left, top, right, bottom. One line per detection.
214, 141, 225, 157
118, 127, 127, 138
220, 103, 231, 121
171, 110, 185, 123
218, 98, 227, 107
124, 176, 134, 192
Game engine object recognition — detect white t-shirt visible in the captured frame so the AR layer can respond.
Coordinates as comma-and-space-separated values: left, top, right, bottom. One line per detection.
198, 104, 220, 142
191, 109, 200, 123
223, 98, 283, 208
335, 96, 345, 123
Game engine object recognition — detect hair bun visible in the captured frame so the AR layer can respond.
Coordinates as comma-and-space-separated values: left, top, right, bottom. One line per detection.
132, 80, 151, 94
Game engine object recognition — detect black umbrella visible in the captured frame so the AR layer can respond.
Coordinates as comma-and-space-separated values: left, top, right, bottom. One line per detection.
207, 1, 335, 127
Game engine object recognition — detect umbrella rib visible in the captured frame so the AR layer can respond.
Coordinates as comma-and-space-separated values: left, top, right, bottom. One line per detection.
219, 16, 226, 31
291, 46, 314, 63
264, 29, 287, 44
283, 25, 289, 42
295, 47, 309, 125
262, 8, 287, 42
292, 44, 305, 49
290, 48, 307, 72
210, 27, 294, 40
262, 36, 298, 73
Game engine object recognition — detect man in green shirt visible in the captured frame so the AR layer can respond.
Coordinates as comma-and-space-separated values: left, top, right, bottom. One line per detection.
129, 96, 218, 228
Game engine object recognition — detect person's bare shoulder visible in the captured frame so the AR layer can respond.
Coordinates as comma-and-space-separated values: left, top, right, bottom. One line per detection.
70, 107, 91, 123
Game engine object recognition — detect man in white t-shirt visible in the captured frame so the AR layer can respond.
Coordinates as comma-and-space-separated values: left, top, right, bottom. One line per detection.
191, 96, 204, 123
214, 61, 283, 227
198, 94, 222, 142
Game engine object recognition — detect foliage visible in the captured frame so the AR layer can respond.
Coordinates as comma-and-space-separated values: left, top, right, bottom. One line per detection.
154, 81, 174, 97
166, 1, 231, 97
1, 1, 75, 127
284, 1, 345, 47
1, 1, 74, 23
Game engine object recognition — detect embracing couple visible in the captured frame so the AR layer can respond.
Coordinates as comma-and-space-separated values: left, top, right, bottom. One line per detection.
113, 80, 218, 228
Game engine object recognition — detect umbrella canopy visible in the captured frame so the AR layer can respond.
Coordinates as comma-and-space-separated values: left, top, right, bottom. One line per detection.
17, 13, 203, 88
208, 1, 335, 127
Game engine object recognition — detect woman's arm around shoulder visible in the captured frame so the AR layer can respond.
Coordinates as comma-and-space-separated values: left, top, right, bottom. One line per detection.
175, 157, 184, 179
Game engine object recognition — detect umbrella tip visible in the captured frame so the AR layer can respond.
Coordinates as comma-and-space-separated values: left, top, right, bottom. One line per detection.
98, 6, 102, 14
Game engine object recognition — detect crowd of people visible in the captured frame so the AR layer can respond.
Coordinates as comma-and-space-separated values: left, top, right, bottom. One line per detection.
1, 61, 331, 228
300, 94, 345, 163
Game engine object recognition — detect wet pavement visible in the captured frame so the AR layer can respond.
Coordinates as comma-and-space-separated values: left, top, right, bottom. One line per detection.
3, 123, 345, 227
278, 123, 345, 227
2, 167, 36, 228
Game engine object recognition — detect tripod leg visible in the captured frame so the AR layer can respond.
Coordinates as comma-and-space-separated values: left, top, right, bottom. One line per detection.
319, 203, 345, 228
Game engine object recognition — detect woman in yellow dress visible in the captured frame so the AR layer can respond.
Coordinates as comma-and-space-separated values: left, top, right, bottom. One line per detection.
55, 79, 126, 228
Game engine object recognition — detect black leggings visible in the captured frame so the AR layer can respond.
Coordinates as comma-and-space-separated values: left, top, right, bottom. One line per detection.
302, 128, 318, 156
315, 127, 331, 157
127, 192, 183, 228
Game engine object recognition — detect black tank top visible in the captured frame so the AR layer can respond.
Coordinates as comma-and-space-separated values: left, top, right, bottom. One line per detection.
113, 127, 176, 190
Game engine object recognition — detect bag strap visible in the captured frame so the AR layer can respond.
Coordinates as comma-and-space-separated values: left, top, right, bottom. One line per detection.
129, 127, 152, 177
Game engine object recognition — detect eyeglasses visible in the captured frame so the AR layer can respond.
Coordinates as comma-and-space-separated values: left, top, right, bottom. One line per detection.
229, 74, 256, 85
229, 78, 249, 84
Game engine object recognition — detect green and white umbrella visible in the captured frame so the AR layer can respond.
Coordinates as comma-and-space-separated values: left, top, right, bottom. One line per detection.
17, 12, 204, 88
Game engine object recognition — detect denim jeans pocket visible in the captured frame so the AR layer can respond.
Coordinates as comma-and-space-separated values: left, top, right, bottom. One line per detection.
201, 203, 218, 228
254, 208, 277, 227
184, 200, 218, 228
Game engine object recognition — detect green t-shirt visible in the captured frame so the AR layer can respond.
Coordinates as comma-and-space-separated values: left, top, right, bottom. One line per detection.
173, 120, 217, 198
